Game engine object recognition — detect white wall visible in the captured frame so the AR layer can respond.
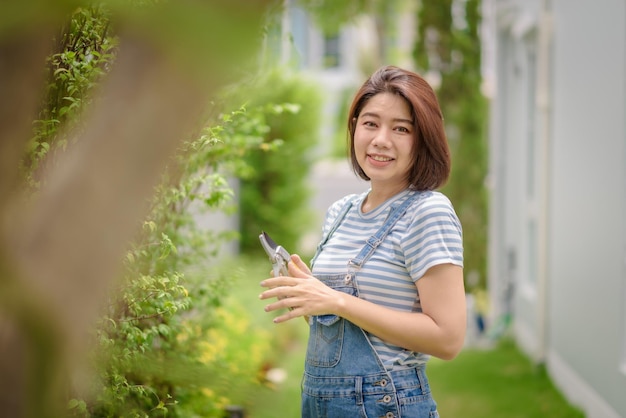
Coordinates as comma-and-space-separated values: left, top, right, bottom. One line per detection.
547, 0, 626, 416
488, 0, 547, 358
489, 0, 626, 416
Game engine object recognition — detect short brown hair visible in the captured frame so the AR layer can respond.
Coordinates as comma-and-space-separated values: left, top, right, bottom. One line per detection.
347, 66, 450, 190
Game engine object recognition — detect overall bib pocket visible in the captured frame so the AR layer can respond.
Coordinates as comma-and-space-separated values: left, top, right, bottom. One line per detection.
306, 277, 357, 368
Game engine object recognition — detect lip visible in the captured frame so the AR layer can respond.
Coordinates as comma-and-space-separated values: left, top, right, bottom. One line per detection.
367, 153, 395, 165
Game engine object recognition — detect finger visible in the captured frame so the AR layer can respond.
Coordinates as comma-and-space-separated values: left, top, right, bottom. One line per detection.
291, 254, 310, 271
259, 284, 293, 300
262, 296, 295, 313
260, 276, 297, 289
259, 288, 279, 300
289, 254, 312, 277
259, 286, 276, 300
271, 305, 302, 323
272, 312, 293, 323
262, 300, 280, 312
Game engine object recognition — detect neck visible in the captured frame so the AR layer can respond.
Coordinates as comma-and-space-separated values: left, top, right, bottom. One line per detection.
362, 183, 408, 213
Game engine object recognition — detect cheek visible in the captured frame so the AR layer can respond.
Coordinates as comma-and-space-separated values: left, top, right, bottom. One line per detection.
353, 130, 368, 149
403, 138, 416, 156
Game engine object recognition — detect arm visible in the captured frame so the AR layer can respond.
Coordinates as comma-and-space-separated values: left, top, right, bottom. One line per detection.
335, 263, 466, 360
260, 259, 466, 360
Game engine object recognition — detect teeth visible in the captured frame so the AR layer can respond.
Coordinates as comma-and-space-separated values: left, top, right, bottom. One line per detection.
371, 155, 392, 162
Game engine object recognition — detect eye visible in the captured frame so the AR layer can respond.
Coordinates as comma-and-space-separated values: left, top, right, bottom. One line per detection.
395, 126, 411, 133
362, 120, 377, 128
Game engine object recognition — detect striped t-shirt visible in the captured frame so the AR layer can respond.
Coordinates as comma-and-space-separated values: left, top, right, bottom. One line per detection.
311, 188, 464, 370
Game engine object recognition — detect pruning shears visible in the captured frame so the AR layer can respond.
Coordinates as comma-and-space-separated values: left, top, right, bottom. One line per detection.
259, 231, 291, 277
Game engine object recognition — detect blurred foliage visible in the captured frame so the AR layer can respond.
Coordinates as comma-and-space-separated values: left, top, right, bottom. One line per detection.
81, 104, 274, 417
296, 0, 369, 35
236, 68, 323, 255
414, 0, 489, 290
24, 3, 117, 189
17, 3, 311, 417
330, 87, 354, 159
296, 0, 404, 36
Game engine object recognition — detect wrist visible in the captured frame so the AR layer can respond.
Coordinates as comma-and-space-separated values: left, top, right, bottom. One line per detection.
334, 290, 348, 317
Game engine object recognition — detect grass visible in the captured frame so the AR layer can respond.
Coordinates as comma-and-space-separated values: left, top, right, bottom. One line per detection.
247, 342, 306, 418
427, 340, 585, 417
225, 256, 585, 418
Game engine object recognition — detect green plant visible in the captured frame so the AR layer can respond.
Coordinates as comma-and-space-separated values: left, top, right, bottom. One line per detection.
330, 87, 353, 159
22, 7, 308, 416
414, 0, 489, 290
5, 0, 291, 416
237, 69, 323, 255
25, 3, 117, 190
77, 103, 289, 416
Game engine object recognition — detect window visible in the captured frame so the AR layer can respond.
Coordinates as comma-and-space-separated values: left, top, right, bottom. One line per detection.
323, 34, 340, 68
522, 34, 539, 294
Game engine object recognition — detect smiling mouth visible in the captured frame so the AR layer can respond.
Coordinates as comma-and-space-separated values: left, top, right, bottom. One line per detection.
369, 154, 394, 162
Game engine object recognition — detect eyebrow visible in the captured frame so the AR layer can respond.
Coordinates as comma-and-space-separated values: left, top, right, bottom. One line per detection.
360, 112, 414, 125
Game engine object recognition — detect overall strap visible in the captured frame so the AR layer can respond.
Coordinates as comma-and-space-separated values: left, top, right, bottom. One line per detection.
347, 191, 424, 275
310, 195, 357, 266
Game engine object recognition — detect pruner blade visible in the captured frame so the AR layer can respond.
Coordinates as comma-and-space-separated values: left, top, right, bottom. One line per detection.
259, 231, 290, 276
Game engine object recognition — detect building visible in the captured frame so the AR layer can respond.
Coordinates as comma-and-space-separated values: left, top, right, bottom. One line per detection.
485, 0, 626, 417
272, 0, 419, 251
274, 0, 418, 158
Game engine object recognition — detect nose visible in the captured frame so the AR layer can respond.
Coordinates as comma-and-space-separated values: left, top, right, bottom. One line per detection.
371, 128, 391, 147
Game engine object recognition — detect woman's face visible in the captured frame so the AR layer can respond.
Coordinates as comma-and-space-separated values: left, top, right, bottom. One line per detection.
354, 92, 415, 191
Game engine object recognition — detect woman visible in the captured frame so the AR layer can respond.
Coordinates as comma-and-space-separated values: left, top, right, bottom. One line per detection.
260, 65, 465, 418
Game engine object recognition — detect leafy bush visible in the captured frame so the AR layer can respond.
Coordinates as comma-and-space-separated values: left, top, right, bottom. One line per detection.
22, 5, 315, 417
237, 69, 323, 254
25, 3, 117, 189
81, 103, 299, 417
330, 87, 354, 159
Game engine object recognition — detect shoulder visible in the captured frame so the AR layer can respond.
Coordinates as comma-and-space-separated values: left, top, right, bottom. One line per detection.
410, 191, 455, 214
327, 193, 362, 216
406, 191, 461, 229
320, 193, 362, 230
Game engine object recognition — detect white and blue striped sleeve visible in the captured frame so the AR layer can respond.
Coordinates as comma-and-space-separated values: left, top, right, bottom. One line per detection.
402, 193, 464, 282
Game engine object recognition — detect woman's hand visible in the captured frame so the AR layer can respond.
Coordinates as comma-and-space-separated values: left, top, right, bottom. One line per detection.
260, 254, 344, 323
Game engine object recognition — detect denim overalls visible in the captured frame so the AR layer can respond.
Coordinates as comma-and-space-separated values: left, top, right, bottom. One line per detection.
303, 191, 439, 418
